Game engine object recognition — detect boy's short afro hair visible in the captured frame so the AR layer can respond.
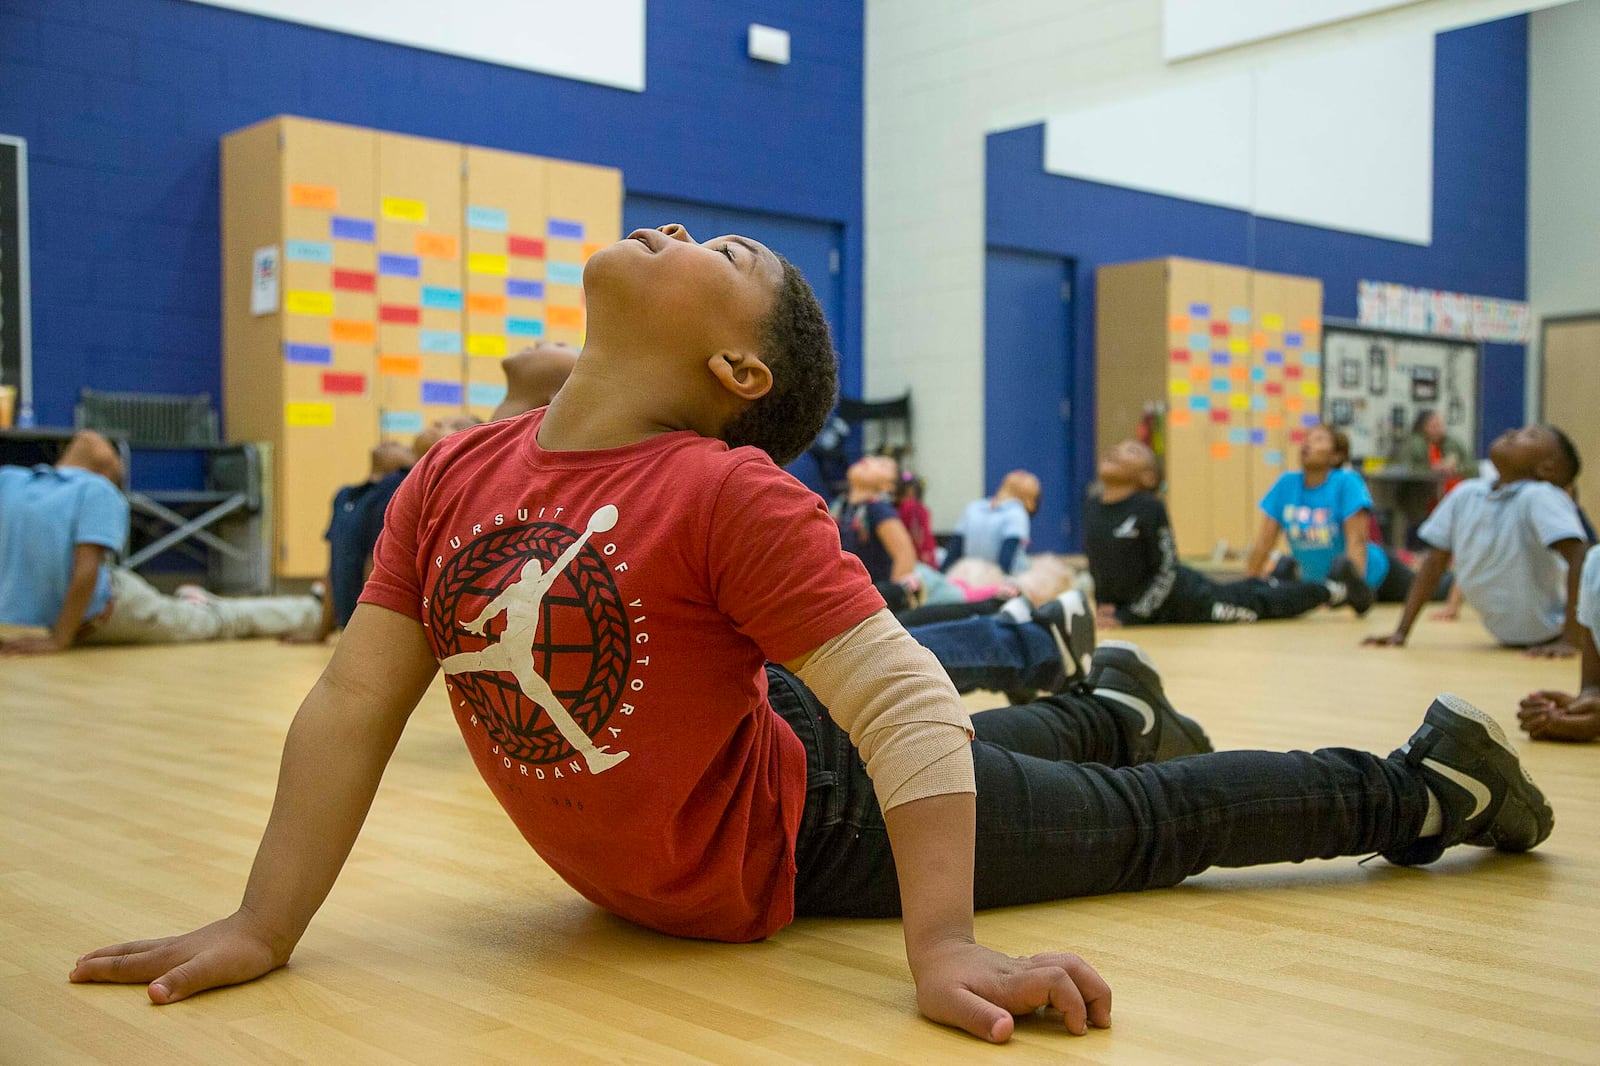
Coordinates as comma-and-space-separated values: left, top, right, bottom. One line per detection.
1547, 424, 1582, 488
720, 255, 839, 467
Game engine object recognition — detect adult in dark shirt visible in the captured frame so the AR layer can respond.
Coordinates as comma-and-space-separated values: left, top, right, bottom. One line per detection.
1085, 440, 1368, 626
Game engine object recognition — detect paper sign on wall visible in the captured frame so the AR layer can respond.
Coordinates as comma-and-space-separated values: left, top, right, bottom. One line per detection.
251, 246, 280, 315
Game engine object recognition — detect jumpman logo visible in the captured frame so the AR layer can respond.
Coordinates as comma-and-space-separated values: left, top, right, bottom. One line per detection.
440, 505, 629, 775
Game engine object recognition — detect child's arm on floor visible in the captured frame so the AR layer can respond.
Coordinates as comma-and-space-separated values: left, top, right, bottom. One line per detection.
0, 544, 104, 656
1522, 537, 1587, 659
1243, 517, 1282, 579
1519, 623, 1600, 740
70, 603, 439, 1002
1365, 547, 1451, 648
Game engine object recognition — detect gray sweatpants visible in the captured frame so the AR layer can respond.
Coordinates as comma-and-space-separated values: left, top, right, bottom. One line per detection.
80, 569, 320, 645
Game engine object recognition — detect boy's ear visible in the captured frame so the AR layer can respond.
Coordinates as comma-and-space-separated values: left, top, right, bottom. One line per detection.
708, 349, 773, 403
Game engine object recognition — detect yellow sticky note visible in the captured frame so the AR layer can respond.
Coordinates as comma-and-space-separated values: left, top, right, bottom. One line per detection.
1169, 379, 1192, 397
1229, 393, 1250, 410
1228, 337, 1249, 355
1301, 381, 1321, 398
382, 197, 428, 224
285, 291, 333, 316
466, 333, 507, 357
468, 253, 509, 276
285, 402, 334, 427
1261, 312, 1284, 331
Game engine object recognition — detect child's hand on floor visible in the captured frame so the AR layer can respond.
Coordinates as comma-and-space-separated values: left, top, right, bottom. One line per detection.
1362, 633, 1407, 648
1522, 640, 1578, 660
911, 939, 1111, 1043
69, 908, 288, 1003
1518, 691, 1600, 742
1430, 605, 1460, 622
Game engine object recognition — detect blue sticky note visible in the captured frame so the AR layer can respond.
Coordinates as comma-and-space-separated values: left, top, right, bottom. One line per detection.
1210, 352, 1230, 366
1189, 396, 1210, 411
1188, 333, 1210, 352
379, 254, 420, 278
507, 317, 545, 337
548, 218, 585, 240
1251, 395, 1267, 411
284, 342, 332, 365
469, 383, 508, 407
421, 380, 463, 406
1229, 428, 1249, 446
331, 216, 375, 242
1188, 302, 1210, 318
421, 286, 463, 311
1285, 332, 1304, 348
1250, 366, 1266, 382
467, 206, 509, 232
419, 329, 461, 354
1213, 378, 1232, 392
1303, 413, 1320, 428
1265, 449, 1284, 466
1249, 429, 1267, 446
285, 239, 333, 264
1265, 350, 1284, 365
1230, 307, 1251, 324
546, 262, 584, 286
1303, 351, 1321, 367
381, 410, 426, 434
506, 278, 545, 300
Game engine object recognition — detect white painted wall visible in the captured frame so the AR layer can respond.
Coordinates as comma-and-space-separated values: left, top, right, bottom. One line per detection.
1527, 0, 1600, 416
1164, 0, 1427, 59
866, 0, 1569, 525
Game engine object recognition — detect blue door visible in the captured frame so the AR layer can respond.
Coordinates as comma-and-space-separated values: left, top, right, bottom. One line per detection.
984, 248, 1075, 552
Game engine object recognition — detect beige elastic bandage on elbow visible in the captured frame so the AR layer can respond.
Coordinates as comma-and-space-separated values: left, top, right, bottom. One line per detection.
793, 608, 975, 812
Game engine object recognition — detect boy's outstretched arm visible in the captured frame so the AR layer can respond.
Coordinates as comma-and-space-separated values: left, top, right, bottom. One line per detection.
70, 603, 439, 1002
1365, 547, 1451, 648
1522, 537, 1587, 659
0, 544, 104, 655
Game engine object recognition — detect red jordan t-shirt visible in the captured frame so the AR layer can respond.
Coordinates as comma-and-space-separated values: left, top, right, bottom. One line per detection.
361, 410, 884, 941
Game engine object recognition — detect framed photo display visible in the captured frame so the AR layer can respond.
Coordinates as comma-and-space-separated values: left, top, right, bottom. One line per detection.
1321, 321, 1480, 463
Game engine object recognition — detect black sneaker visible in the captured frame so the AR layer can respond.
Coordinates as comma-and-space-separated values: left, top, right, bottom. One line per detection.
1270, 556, 1301, 583
1381, 694, 1554, 866
1328, 555, 1373, 615
1032, 589, 1096, 691
1085, 640, 1213, 764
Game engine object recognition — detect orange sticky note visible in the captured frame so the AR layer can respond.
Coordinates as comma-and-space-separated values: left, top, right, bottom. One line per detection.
415, 232, 459, 259
331, 319, 376, 344
1169, 315, 1190, 334
467, 292, 507, 315
1286, 395, 1305, 413
582, 242, 605, 260
547, 305, 584, 330
1230, 364, 1250, 381
1264, 414, 1284, 430
1301, 317, 1320, 332
290, 183, 338, 210
1252, 331, 1269, 349
378, 354, 422, 376
1210, 442, 1230, 460
1169, 408, 1191, 427
1189, 364, 1208, 381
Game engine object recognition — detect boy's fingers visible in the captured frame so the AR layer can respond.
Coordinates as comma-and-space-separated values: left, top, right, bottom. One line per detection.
937, 987, 1014, 1043
76, 937, 172, 963
70, 948, 173, 985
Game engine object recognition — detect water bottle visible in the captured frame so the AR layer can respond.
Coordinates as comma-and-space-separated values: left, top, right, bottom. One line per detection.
17, 402, 35, 428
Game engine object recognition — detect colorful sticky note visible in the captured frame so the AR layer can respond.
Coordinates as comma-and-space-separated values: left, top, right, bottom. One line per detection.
1169, 379, 1192, 397
382, 197, 427, 224
330, 216, 375, 243
1261, 313, 1284, 331
1250, 395, 1267, 411
1286, 395, 1305, 413
1301, 382, 1321, 398
1249, 429, 1267, 446
1189, 302, 1210, 318
1264, 414, 1284, 430
548, 218, 585, 240
331, 319, 376, 344
1230, 365, 1250, 381
381, 410, 425, 434
321, 371, 366, 396
466, 293, 507, 315
416, 232, 459, 259
285, 402, 333, 427
1170, 348, 1190, 363
468, 253, 508, 276
467, 206, 509, 232
379, 304, 420, 324
1265, 382, 1284, 396
1250, 366, 1266, 382
1211, 379, 1229, 392
1189, 364, 1208, 381
1211, 410, 1230, 425
1264, 350, 1284, 365
1300, 317, 1319, 332
378, 254, 420, 278
1189, 396, 1211, 411
507, 317, 544, 337
1229, 307, 1250, 325
1210, 442, 1230, 459
1228, 337, 1249, 355
1289, 429, 1308, 444
546, 262, 584, 286
1229, 427, 1249, 445
285, 291, 333, 316
419, 330, 461, 354
421, 380, 463, 405
1169, 315, 1190, 334
378, 354, 422, 376
332, 269, 375, 293
1285, 332, 1304, 348
469, 383, 509, 407
284, 342, 332, 365
422, 286, 463, 311
1209, 321, 1229, 337
508, 236, 546, 259
285, 239, 333, 264
1303, 351, 1322, 367
1252, 331, 1270, 349
1169, 408, 1192, 427
506, 279, 545, 300
1302, 413, 1320, 428
466, 333, 507, 357
1265, 449, 1284, 466
290, 183, 338, 210
1229, 394, 1249, 410
547, 306, 583, 330
1188, 333, 1210, 352
1284, 364, 1303, 380
1210, 352, 1230, 366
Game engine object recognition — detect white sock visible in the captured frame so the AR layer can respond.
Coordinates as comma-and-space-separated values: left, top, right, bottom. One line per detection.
1419, 787, 1443, 837
999, 595, 1032, 625
1324, 580, 1348, 606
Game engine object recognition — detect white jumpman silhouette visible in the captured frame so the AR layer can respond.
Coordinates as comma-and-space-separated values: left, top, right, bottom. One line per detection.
441, 505, 628, 774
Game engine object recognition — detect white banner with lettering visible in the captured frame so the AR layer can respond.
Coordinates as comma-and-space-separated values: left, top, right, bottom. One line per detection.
1357, 280, 1531, 344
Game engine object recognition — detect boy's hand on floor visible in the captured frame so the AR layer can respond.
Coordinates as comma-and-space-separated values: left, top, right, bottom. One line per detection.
1518, 692, 1600, 742
1430, 605, 1460, 622
1522, 641, 1577, 660
69, 908, 289, 1003
911, 939, 1111, 1043
0, 636, 66, 655
1362, 633, 1407, 648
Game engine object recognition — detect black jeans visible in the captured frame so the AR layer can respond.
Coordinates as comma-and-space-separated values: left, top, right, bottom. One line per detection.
1144, 566, 1330, 625
766, 666, 1430, 918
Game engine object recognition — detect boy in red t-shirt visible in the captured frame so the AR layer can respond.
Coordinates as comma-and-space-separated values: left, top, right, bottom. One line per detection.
74, 225, 1553, 1043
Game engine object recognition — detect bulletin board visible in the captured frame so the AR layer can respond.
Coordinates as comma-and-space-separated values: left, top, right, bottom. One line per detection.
1321, 322, 1480, 462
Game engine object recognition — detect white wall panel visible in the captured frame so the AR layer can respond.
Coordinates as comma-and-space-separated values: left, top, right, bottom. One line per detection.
1163, 0, 1425, 60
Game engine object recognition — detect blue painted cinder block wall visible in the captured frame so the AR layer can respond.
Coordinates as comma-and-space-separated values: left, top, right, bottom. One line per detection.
0, 0, 864, 427
987, 16, 1529, 525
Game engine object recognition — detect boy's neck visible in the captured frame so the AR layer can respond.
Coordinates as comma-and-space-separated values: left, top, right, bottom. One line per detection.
537, 349, 708, 452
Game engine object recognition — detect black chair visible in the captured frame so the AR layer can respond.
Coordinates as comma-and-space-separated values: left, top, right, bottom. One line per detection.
808, 392, 913, 500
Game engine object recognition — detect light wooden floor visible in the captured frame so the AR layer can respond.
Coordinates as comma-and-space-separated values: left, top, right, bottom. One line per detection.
3, 605, 1598, 1064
